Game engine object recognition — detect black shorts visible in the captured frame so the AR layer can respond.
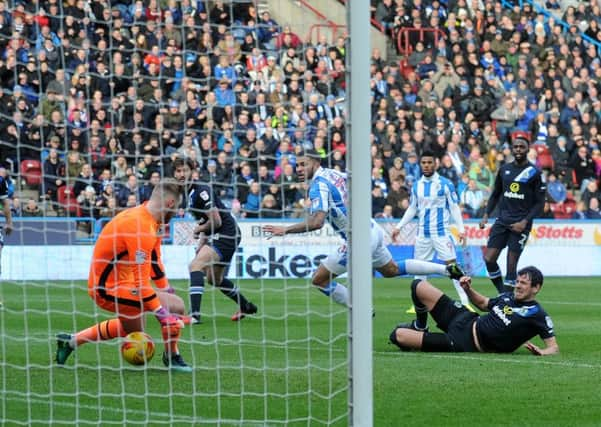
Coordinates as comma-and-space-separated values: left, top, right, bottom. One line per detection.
209, 232, 241, 265
487, 221, 530, 253
428, 295, 479, 352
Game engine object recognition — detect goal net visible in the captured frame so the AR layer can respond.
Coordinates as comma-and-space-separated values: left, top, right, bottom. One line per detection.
0, 0, 366, 425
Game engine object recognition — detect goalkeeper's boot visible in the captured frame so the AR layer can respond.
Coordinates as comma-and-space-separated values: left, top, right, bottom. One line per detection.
56, 333, 74, 365
405, 305, 416, 314
446, 263, 465, 280
231, 301, 258, 321
162, 352, 192, 373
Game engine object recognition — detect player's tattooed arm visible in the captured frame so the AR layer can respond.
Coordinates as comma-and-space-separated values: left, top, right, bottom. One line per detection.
263, 211, 326, 236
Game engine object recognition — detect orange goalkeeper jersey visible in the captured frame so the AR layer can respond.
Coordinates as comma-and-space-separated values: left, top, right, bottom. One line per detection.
88, 203, 168, 313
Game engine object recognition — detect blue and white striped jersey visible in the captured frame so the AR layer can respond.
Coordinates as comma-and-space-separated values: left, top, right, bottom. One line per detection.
308, 167, 349, 240
408, 172, 461, 238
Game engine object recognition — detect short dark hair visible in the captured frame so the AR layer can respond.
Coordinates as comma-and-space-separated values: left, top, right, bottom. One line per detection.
420, 150, 436, 159
299, 148, 322, 162
518, 266, 544, 288
172, 157, 195, 173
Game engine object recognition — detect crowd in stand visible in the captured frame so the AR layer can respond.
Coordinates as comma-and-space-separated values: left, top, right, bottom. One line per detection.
0, 0, 600, 225
371, 0, 601, 219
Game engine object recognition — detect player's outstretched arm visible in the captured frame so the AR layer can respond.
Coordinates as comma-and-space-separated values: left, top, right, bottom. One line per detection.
459, 276, 489, 311
264, 211, 326, 236
525, 337, 559, 356
392, 202, 417, 241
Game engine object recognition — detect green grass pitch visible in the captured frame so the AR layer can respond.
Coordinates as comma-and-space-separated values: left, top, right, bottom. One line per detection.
1, 277, 600, 426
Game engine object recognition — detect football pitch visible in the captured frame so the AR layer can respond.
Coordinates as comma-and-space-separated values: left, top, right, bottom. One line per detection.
1, 277, 600, 426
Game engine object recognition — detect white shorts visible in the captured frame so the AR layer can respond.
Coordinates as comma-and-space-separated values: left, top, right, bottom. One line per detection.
321, 221, 393, 276
414, 235, 457, 262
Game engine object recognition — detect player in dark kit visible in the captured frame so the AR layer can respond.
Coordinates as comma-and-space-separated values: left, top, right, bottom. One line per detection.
173, 159, 257, 323
478, 134, 546, 293
389, 266, 559, 355
0, 167, 14, 308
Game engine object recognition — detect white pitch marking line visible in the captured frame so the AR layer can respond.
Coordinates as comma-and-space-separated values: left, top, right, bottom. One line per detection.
3, 396, 191, 421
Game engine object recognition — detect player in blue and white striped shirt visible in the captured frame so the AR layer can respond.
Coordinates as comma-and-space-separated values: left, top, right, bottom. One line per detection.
264, 150, 464, 307
392, 151, 471, 310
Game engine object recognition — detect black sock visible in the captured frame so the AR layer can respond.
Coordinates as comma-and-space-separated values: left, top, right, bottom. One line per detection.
219, 278, 250, 309
486, 262, 504, 293
189, 271, 205, 316
411, 280, 428, 329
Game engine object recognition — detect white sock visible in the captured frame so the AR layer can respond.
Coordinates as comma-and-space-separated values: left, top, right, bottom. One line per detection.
404, 259, 447, 276
330, 283, 350, 307
453, 279, 470, 305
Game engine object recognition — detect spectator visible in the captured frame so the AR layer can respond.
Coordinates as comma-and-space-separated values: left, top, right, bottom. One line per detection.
386, 178, 409, 218
585, 197, 601, 219
403, 152, 421, 183
468, 157, 495, 196
243, 182, 261, 218
547, 173, 567, 204
490, 97, 517, 144
372, 186, 387, 217
42, 148, 65, 202
581, 180, 601, 207
140, 171, 161, 203
260, 194, 281, 218
117, 175, 141, 208
572, 146, 596, 191
460, 179, 486, 218
21, 198, 43, 217
77, 185, 98, 223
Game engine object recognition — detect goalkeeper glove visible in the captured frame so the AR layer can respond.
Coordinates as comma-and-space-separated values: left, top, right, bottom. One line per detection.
154, 307, 191, 327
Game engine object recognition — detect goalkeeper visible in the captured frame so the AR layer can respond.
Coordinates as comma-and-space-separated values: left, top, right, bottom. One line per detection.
56, 180, 192, 372
389, 266, 559, 355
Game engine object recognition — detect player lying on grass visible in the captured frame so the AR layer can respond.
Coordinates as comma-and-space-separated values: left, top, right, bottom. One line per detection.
56, 180, 193, 372
263, 149, 465, 307
389, 266, 559, 355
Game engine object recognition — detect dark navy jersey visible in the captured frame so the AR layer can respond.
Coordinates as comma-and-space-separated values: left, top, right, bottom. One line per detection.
475, 293, 555, 353
0, 176, 8, 200
486, 162, 546, 226
188, 183, 238, 237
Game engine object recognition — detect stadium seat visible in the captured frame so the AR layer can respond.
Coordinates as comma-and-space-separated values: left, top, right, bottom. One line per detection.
20, 160, 42, 187
551, 198, 577, 219
57, 185, 80, 217
534, 145, 554, 170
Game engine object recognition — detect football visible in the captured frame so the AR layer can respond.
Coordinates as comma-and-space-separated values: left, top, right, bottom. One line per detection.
121, 332, 155, 365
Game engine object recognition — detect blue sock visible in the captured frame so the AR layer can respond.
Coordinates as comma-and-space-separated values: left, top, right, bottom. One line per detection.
397, 260, 407, 276
319, 282, 338, 296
